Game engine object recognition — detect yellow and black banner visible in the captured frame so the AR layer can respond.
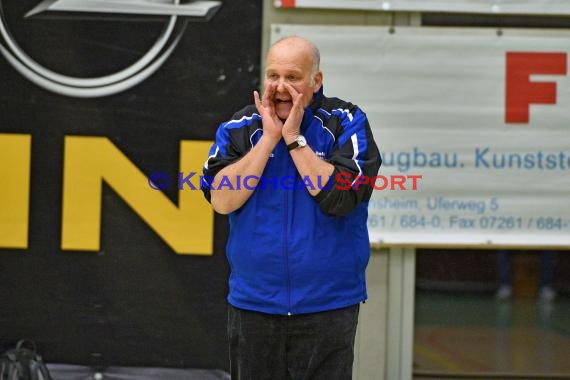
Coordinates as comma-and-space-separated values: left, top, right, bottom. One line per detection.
0, 0, 261, 370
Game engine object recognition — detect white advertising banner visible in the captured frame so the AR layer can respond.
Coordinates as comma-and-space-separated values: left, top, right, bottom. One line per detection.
272, 25, 570, 247
273, 0, 570, 15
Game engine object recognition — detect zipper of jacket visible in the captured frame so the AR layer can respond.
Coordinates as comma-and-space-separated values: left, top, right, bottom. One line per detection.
283, 186, 292, 316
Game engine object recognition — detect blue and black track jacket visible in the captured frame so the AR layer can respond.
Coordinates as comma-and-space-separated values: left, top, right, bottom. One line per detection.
202, 88, 381, 315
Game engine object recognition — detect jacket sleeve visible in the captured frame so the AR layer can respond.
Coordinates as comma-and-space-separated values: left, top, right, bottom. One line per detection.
201, 110, 254, 203
313, 106, 381, 216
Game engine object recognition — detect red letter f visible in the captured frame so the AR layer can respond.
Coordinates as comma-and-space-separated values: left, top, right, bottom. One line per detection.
505, 52, 567, 124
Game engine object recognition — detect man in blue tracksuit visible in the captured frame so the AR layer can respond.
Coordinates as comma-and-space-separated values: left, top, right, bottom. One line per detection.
202, 36, 381, 379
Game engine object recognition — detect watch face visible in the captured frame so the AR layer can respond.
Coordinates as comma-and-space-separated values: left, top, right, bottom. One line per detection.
297, 136, 307, 147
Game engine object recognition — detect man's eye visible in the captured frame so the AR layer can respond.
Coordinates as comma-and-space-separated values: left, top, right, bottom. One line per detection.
268, 74, 278, 80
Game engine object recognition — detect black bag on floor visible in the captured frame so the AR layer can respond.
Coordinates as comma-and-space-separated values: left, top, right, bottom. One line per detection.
0, 340, 53, 380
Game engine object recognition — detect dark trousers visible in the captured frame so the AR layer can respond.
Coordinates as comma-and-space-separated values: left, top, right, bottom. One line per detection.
497, 250, 556, 287
227, 303, 360, 380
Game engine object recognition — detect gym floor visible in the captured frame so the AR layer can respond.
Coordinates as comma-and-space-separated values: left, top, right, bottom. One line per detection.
413, 290, 570, 378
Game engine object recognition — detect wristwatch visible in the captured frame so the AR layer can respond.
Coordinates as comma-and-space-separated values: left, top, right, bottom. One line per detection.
287, 135, 307, 151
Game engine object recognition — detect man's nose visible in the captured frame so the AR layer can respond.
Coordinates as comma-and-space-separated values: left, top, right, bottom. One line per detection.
275, 78, 287, 92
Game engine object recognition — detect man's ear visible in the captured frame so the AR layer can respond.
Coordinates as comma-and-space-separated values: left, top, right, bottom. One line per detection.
313, 70, 323, 93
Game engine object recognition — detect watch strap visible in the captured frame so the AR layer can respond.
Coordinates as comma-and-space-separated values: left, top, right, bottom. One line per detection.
287, 140, 300, 151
